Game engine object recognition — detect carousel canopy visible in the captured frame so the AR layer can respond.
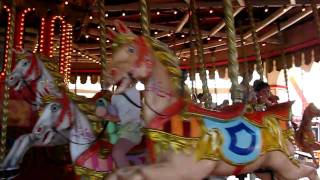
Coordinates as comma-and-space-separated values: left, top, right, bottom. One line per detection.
1, 0, 320, 79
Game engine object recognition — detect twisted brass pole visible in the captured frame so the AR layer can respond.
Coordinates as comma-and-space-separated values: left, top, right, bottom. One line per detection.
189, 41, 196, 82
247, 0, 263, 80
0, 2, 15, 161
98, 0, 108, 90
139, 0, 150, 36
190, 0, 213, 108
277, 23, 290, 101
223, 0, 242, 103
239, 23, 250, 102
312, 0, 320, 38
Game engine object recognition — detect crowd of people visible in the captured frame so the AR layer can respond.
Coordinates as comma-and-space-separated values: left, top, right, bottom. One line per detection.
194, 79, 279, 111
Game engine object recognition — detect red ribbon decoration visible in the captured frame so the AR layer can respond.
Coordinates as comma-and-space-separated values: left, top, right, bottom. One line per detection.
55, 94, 73, 129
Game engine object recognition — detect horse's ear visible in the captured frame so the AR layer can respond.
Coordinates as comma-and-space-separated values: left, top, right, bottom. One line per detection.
114, 20, 132, 34
107, 27, 117, 41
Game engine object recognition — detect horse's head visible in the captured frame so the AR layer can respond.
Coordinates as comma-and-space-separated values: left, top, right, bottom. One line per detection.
33, 95, 73, 144
7, 49, 41, 91
307, 103, 320, 118
106, 20, 156, 93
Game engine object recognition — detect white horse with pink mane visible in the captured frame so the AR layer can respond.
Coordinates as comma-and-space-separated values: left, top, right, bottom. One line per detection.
104, 20, 320, 180
7, 50, 63, 110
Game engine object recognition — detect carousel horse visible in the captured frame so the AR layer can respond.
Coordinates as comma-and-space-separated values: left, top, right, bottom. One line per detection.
294, 103, 320, 167
6, 49, 64, 110
0, 50, 71, 174
0, 51, 144, 179
0, 93, 146, 179
104, 20, 319, 180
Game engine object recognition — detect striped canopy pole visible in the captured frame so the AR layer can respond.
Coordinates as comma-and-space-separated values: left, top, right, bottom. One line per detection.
98, 0, 108, 90
223, 0, 243, 103
0, 0, 16, 161
189, 0, 213, 108
139, 0, 150, 36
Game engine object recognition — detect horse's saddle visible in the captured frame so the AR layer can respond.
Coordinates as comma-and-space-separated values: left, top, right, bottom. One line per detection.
188, 101, 293, 126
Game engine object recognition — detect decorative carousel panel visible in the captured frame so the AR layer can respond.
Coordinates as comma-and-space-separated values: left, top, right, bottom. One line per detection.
294, 52, 302, 67
314, 46, 320, 62
285, 54, 293, 69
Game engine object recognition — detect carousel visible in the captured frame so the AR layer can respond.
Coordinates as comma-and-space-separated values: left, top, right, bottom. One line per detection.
1, 0, 320, 179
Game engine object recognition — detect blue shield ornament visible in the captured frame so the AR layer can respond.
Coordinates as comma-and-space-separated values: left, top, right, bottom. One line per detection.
203, 117, 261, 165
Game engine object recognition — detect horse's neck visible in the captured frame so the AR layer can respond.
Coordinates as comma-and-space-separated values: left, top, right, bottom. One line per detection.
35, 62, 62, 105
69, 105, 95, 162
143, 61, 179, 123
300, 107, 315, 130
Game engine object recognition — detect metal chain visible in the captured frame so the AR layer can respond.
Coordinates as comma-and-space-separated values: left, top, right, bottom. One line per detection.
98, 0, 108, 90
189, 0, 213, 108
0, 1, 16, 161
223, 0, 243, 103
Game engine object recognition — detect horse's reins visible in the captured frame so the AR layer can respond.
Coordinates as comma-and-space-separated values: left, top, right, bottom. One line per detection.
52, 95, 108, 145
123, 73, 168, 117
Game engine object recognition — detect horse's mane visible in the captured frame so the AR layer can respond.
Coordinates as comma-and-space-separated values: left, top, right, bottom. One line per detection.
29, 53, 101, 122
113, 34, 190, 98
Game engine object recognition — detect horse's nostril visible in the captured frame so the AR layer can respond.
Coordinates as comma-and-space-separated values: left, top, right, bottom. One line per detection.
9, 76, 14, 81
37, 127, 42, 132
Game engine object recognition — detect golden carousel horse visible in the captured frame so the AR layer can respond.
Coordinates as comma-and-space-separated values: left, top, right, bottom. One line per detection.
293, 103, 320, 167
104, 20, 319, 180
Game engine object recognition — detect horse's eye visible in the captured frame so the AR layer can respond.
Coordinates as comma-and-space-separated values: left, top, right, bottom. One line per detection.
22, 61, 29, 67
128, 46, 135, 53
50, 104, 60, 113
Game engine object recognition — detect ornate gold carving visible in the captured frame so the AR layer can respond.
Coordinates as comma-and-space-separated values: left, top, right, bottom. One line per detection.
74, 165, 108, 180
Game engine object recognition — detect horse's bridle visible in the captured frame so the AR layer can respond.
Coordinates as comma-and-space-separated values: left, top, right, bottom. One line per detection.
15, 54, 42, 106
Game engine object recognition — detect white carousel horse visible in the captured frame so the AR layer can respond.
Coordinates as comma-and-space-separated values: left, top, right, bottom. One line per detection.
104, 20, 319, 180
0, 50, 68, 174
0, 93, 146, 179
6, 49, 63, 110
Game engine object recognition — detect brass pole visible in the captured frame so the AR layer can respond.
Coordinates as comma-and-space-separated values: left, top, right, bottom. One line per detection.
139, 0, 150, 36
247, 0, 263, 80
239, 22, 250, 102
0, 1, 16, 161
98, 0, 108, 90
277, 22, 290, 101
223, 0, 242, 103
189, 0, 213, 108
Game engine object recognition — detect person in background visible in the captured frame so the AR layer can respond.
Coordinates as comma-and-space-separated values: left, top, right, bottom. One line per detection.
197, 93, 205, 108
253, 80, 279, 107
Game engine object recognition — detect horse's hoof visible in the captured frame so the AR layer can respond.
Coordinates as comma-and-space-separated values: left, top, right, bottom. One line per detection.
0, 167, 20, 180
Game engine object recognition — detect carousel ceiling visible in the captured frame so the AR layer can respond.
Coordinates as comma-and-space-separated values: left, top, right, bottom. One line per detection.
1, 0, 320, 76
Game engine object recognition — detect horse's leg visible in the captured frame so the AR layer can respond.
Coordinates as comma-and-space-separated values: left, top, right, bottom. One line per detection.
267, 151, 319, 180
1, 133, 37, 169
